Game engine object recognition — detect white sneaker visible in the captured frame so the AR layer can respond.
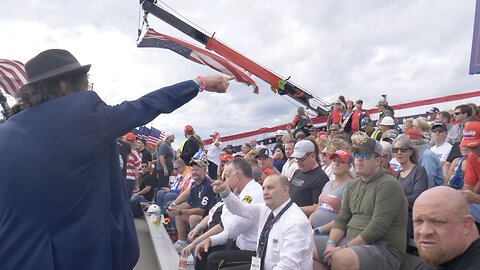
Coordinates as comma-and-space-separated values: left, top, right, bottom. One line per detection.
186, 254, 194, 265
173, 240, 187, 253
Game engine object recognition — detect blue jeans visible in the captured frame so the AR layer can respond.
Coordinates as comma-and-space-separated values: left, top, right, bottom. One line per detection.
125, 179, 136, 201
156, 190, 179, 212
130, 194, 148, 217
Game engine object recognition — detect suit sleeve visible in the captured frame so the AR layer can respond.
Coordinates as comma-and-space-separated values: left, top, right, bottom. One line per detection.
93, 80, 199, 143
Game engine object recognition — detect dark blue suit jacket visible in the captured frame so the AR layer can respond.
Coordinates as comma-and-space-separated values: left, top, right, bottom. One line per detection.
0, 80, 199, 270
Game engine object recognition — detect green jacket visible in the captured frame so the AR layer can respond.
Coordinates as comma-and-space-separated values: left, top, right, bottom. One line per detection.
333, 168, 408, 262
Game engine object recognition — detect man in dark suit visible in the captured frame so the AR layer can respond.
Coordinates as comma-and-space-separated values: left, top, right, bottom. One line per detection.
0, 49, 229, 270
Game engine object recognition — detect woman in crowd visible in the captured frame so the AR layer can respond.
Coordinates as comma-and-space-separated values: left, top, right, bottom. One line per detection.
311, 150, 353, 267
341, 100, 354, 139
272, 145, 287, 172
350, 131, 368, 148
392, 134, 428, 239
445, 145, 470, 189
380, 141, 396, 175
321, 138, 351, 180
240, 143, 252, 156
291, 106, 313, 137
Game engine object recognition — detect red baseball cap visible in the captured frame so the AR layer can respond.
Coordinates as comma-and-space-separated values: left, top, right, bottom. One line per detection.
330, 149, 352, 164
220, 153, 234, 162
404, 128, 421, 140
125, 132, 136, 142
263, 168, 276, 175
460, 122, 480, 147
184, 125, 194, 133
317, 131, 327, 138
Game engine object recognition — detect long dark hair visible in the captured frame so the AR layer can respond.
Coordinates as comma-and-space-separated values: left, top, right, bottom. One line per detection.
16, 73, 89, 110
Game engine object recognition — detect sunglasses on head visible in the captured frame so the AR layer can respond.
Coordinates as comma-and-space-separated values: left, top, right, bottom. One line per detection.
353, 152, 372, 160
392, 147, 410, 153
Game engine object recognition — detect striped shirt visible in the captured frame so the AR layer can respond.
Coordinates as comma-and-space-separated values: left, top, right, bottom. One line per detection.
126, 150, 141, 181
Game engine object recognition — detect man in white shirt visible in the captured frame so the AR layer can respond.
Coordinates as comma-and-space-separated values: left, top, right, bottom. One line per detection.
207, 131, 224, 180
212, 174, 313, 270
194, 157, 264, 269
281, 140, 299, 181
430, 121, 452, 167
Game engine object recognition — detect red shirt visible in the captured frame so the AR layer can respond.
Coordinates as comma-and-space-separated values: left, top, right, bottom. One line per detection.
331, 109, 342, 125
464, 152, 480, 187
351, 110, 360, 132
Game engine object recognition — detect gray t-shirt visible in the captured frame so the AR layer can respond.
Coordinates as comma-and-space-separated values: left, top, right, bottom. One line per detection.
156, 141, 175, 172
310, 179, 351, 228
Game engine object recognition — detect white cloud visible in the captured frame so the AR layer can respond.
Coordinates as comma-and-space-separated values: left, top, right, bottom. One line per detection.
2, 0, 480, 146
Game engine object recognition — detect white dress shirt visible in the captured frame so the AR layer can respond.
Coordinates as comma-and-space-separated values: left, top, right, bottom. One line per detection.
210, 180, 264, 250
223, 193, 313, 270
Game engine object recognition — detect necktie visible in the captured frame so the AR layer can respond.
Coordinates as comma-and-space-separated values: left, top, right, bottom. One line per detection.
257, 211, 275, 259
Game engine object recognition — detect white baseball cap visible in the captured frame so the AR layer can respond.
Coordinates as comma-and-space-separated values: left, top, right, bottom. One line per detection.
291, 140, 315, 159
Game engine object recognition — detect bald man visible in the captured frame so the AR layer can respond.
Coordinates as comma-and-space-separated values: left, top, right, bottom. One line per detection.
413, 186, 480, 270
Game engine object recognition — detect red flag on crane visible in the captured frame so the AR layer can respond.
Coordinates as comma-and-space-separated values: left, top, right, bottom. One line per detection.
0, 59, 27, 96
137, 28, 259, 93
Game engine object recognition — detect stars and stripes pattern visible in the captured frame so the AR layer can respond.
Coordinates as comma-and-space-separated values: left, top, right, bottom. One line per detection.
133, 126, 166, 148
137, 28, 259, 93
0, 59, 27, 96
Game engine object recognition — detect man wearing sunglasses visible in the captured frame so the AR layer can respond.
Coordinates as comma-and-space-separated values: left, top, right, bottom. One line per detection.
315, 138, 408, 270
131, 160, 157, 217
447, 104, 473, 145
430, 121, 452, 167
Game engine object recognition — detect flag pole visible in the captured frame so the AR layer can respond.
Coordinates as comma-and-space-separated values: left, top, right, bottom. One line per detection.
141, 0, 331, 116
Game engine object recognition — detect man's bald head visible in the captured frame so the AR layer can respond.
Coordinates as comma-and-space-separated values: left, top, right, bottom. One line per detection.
262, 174, 290, 210
414, 186, 470, 217
413, 186, 479, 266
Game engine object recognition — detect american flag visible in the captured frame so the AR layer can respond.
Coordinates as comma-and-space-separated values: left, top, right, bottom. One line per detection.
147, 127, 165, 148
133, 126, 165, 148
0, 59, 27, 96
137, 28, 259, 93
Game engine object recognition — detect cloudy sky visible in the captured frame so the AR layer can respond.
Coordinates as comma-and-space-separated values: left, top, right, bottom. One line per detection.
1, 0, 480, 147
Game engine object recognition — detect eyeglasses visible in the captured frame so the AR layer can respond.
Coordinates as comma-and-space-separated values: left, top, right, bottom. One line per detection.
454, 111, 463, 115
296, 153, 311, 162
353, 152, 372, 160
173, 167, 179, 170
431, 129, 445, 134
392, 147, 410, 153
141, 165, 148, 168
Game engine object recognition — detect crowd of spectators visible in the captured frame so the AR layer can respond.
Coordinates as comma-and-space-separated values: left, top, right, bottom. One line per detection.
121, 97, 480, 270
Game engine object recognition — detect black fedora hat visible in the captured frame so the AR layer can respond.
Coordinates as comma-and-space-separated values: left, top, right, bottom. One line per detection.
25, 49, 91, 84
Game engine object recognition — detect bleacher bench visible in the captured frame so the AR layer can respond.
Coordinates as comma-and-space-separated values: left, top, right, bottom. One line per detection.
143, 213, 194, 270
